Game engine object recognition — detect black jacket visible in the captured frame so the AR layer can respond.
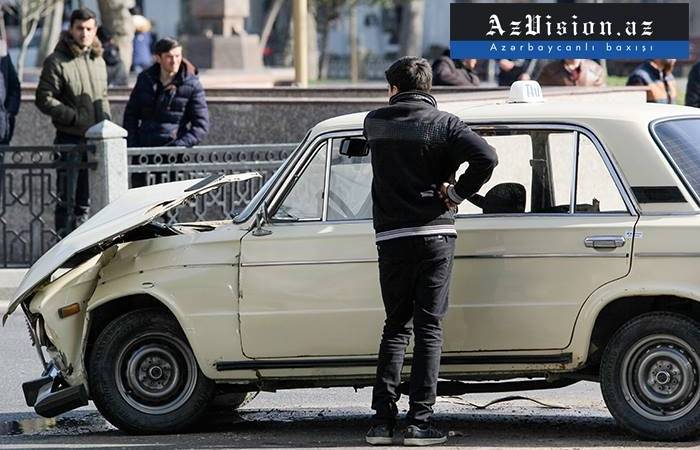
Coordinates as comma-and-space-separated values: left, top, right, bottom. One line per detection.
364, 91, 497, 240
687, 61, 700, 108
123, 60, 209, 147
102, 41, 128, 87
432, 57, 479, 87
0, 54, 20, 144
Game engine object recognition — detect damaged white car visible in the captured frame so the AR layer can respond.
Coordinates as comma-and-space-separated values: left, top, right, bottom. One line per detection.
7, 84, 700, 440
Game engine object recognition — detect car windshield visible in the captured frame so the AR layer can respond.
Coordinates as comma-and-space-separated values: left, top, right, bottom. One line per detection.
653, 118, 700, 200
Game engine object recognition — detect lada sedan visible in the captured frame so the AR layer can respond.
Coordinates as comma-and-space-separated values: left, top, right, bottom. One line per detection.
6, 84, 700, 440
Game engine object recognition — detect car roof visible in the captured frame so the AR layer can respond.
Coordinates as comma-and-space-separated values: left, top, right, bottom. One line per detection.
312, 101, 700, 133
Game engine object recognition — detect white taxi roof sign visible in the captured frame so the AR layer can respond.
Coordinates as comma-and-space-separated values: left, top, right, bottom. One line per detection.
507, 80, 544, 103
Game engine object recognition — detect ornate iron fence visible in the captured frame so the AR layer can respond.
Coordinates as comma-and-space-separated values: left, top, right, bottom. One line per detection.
0, 145, 96, 268
0, 143, 293, 267
127, 143, 294, 224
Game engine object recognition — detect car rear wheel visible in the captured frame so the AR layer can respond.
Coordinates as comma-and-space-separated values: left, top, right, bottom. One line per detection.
600, 312, 700, 441
88, 308, 215, 434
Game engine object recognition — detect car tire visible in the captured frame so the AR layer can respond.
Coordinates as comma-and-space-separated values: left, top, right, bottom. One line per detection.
600, 312, 700, 441
210, 391, 259, 411
88, 308, 215, 434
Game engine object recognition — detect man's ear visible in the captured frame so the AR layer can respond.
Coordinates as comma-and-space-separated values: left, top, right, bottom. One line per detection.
389, 85, 400, 96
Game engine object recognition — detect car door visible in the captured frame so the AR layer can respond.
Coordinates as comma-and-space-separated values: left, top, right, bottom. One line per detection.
238, 133, 384, 358
443, 125, 638, 352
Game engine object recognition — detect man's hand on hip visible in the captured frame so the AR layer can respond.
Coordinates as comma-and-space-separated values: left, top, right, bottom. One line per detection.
439, 182, 461, 210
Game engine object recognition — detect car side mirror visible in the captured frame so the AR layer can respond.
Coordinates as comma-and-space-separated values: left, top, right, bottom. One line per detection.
252, 203, 272, 236
339, 138, 369, 157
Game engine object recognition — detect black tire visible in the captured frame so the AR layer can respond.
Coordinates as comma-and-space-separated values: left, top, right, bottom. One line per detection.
210, 391, 259, 411
600, 312, 700, 441
88, 308, 215, 434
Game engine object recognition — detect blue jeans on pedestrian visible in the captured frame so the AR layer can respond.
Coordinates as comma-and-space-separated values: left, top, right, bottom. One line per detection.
371, 234, 456, 427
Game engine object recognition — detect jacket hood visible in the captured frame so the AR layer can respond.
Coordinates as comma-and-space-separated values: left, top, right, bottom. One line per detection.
389, 90, 438, 108
56, 31, 103, 59
2, 172, 260, 323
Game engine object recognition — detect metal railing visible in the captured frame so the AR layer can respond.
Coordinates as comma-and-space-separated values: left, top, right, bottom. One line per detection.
0, 143, 294, 267
0, 145, 96, 268
127, 143, 294, 224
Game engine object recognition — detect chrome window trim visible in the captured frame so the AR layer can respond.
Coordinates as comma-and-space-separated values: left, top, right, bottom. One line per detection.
463, 123, 638, 216
269, 138, 330, 223
570, 131, 580, 214
648, 116, 700, 209
267, 130, 366, 222
264, 122, 637, 225
322, 138, 332, 221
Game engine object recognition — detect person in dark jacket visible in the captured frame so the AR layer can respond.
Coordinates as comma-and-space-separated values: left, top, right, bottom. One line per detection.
627, 59, 677, 104
97, 26, 128, 87
0, 43, 20, 199
123, 37, 209, 148
685, 61, 700, 107
124, 37, 209, 187
363, 57, 497, 446
432, 49, 479, 86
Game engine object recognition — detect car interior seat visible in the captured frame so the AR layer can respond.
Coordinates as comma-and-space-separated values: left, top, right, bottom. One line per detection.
468, 183, 526, 214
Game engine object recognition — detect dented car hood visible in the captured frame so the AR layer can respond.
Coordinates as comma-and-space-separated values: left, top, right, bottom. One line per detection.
3, 173, 260, 322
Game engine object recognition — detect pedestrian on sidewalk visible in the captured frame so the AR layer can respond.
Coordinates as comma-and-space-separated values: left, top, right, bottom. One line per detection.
0, 38, 21, 199
363, 56, 498, 446
35, 8, 111, 238
123, 37, 209, 187
627, 59, 677, 104
97, 26, 128, 87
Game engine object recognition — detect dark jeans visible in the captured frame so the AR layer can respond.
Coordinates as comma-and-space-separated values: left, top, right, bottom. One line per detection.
54, 132, 89, 238
371, 234, 456, 427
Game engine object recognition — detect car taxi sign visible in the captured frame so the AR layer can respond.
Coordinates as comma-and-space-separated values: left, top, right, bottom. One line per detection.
507, 80, 544, 103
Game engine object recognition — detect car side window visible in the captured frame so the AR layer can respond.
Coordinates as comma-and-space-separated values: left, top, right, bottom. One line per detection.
457, 130, 574, 215
575, 134, 627, 213
327, 138, 373, 221
273, 142, 327, 221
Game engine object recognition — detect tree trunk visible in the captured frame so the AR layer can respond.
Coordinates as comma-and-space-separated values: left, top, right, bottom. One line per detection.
18, 16, 38, 81
36, 0, 63, 66
306, 4, 318, 81
97, 0, 134, 71
318, 15, 331, 80
398, 0, 424, 57
259, 0, 284, 54
350, 5, 357, 83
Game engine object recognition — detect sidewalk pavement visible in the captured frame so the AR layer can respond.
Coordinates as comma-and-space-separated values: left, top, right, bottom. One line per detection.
0, 269, 27, 313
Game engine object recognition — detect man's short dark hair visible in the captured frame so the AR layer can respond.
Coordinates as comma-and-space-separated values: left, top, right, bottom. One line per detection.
385, 57, 432, 93
70, 8, 97, 27
154, 37, 182, 55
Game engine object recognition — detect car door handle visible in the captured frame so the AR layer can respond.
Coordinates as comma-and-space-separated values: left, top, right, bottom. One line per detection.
584, 235, 626, 249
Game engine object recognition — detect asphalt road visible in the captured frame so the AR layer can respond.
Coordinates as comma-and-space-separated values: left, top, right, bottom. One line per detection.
0, 314, 691, 449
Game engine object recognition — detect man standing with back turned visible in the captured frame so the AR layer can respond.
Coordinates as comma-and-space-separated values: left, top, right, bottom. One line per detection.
364, 57, 498, 446
36, 8, 111, 238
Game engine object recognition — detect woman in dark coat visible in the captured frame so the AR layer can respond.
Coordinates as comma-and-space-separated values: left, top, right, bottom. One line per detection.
123, 37, 209, 148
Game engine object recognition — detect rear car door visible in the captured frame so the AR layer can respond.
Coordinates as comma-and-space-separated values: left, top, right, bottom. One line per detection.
444, 125, 638, 352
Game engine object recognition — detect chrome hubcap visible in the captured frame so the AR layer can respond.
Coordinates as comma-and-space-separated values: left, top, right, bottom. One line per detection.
621, 334, 700, 421
115, 333, 197, 415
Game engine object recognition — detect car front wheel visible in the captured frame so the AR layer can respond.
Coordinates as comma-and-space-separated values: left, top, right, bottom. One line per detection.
601, 312, 700, 441
88, 308, 215, 434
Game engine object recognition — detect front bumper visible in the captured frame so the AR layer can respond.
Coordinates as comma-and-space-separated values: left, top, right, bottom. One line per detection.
22, 363, 88, 418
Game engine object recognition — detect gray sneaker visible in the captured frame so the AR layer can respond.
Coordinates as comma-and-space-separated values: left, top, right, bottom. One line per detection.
366, 424, 394, 445
403, 424, 447, 446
